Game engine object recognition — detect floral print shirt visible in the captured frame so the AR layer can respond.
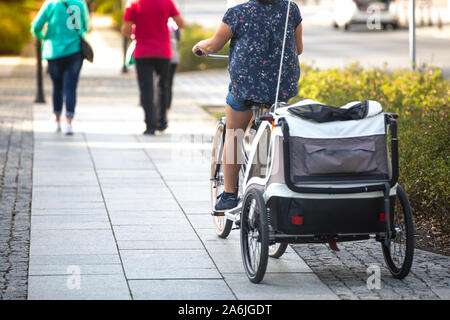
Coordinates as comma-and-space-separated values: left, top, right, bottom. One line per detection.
223, 0, 302, 104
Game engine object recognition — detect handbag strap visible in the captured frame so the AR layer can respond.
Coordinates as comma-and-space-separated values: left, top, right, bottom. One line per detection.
61, 0, 82, 37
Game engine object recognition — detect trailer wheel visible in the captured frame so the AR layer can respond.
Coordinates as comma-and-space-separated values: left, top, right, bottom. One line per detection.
381, 185, 414, 279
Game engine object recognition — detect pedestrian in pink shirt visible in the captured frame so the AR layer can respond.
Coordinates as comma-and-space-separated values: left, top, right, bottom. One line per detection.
122, 0, 185, 135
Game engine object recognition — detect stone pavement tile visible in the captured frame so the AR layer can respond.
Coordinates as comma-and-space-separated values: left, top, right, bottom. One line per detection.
102, 189, 173, 201
129, 279, 235, 300
28, 274, 130, 300
117, 240, 205, 250
33, 171, 99, 187
187, 215, 216, 229
121, 249, 221, 280
30, 229, 118, 255
95, 169, 160, 178
32, 208, 107, 216
108, 212, 191, 227
171, 190, 211, 202
89, 150, 155, 170
30, 254, 121, 265
32, 201, 105, 211
98, 177, 164, 186
177, 201, 212, 214
165, 180, 210, 188
29, 264, 123, 276
32, 185, 103, 200
104, 199, 181, 211
158, 173, 210, 182
433, 287, 450, 300
113, 225, 196, 241
101, 186, 171, 195
223, 273, 339, 300
107, 209, 182, 216
195, 228, 240, 245
83, 133, 138, 143
32, 186, 104, 209
205, 244, 312, 274
33, 159, 94, 170
31, 214, 110, 230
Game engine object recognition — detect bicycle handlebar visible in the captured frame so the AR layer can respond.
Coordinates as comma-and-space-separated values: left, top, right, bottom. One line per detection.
195, 50, 228, 60
205, 54, 229, 60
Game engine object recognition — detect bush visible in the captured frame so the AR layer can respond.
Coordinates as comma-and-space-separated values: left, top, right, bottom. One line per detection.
95, 0, 119, 14
178, 24, 229, 72
293, 63, 450, 234
0, 3, 31, 54
399, 112, 449, 234
294, 62, 449, 117
93, 0, 123, 30
111, 8, 124, 30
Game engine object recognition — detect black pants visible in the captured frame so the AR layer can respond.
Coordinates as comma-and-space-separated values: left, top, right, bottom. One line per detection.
166, 63, 178, 111
135, 58, 170, 128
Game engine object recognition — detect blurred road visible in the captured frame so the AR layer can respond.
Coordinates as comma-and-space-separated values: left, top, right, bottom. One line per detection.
177, 0, 450, 76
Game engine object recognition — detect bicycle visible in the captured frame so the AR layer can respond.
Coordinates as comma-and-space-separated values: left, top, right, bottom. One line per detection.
201, 55, 414, 284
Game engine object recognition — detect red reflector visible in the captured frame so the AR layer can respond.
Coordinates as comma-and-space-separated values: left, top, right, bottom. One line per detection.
291, 216, 303, 225
379, 213, 386, 222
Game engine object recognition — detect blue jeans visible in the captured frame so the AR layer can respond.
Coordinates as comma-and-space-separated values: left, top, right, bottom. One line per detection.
226, 92, 251, 112
47, 52, 83, 118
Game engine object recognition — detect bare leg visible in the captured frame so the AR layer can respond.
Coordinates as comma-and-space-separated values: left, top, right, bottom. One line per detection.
223, 105, 253, 193
66, 116, 73, 125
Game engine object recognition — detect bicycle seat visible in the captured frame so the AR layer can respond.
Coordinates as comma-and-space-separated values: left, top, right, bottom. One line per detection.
244, 100, 272, 109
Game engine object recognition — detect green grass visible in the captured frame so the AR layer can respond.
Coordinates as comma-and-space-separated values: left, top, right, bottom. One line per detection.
202, 106, 225, 120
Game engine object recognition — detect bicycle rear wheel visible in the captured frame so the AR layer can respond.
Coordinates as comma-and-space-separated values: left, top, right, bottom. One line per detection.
269, 243, 288, 259
211, 122, 233, 238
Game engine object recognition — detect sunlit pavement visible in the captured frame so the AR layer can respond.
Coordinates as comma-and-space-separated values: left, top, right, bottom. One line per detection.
19, 6, 450, 300
26, 16, 338, 300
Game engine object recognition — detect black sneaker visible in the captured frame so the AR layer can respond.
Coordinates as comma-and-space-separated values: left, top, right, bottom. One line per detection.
214, 192, 238, 212
143, 128, 155, 135
157, 121, 168, 131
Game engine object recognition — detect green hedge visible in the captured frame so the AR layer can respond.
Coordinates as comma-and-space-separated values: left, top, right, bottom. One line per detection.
293, 63, 449, 234
95, 0, 119, 14
178, 24, 229, 72
0, 2, 31, 54
94, 0, 123, 30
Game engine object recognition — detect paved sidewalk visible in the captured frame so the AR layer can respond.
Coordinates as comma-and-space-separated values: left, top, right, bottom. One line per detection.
25, 17, 338, 300
28, 76, 337, 301
2, 16, 447, 300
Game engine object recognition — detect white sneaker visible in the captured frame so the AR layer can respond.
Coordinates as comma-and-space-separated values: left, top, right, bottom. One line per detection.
65, 124, 73, 135
56, 121, 61, 132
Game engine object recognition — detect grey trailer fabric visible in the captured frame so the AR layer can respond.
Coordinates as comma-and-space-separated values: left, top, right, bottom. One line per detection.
288, 135, 390, 184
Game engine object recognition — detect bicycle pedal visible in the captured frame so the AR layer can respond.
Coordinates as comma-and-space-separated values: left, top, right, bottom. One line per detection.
211, 211, 225, 217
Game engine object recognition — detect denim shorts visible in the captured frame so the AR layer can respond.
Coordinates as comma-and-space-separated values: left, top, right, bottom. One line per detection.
226, 92, 251, 112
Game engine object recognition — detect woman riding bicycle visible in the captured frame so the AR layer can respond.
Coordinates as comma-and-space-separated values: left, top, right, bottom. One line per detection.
193, 0, 303, 211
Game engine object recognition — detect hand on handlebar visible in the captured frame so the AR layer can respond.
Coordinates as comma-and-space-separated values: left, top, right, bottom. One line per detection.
195, 49, 205, 57
192, 46, 205, 57
192, 41, 209, 57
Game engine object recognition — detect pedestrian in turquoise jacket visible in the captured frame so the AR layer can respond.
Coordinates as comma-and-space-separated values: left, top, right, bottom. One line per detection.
31, 0, 90, 135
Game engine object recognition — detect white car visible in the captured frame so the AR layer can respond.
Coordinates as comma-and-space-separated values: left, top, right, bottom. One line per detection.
333, 0, 399, 30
